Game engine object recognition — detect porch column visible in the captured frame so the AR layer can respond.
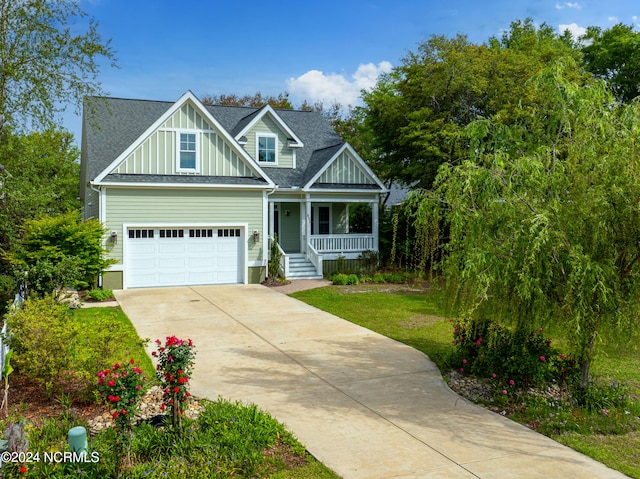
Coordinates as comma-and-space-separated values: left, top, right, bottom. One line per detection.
304, 194, 311, 254
372, 200, 379, 252
269, 201, 275, 240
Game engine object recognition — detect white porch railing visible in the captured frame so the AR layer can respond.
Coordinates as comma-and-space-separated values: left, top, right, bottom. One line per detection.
306, 243, 323, 277
310, 234, 375, 253
278, 243, 290, 278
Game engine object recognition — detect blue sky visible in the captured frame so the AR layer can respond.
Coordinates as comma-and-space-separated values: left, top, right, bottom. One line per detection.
64, 0, 638, 141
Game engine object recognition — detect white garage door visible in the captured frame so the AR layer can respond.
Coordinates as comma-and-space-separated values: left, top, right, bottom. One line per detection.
125, 227, 244, 288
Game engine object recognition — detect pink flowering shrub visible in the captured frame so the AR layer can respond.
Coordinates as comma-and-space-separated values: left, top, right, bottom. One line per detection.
153, 336, 196, 427
97, 359, 147, 449
451, 317, 577, 391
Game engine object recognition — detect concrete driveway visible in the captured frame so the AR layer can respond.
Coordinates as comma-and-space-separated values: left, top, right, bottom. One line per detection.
116, 285, 627, 479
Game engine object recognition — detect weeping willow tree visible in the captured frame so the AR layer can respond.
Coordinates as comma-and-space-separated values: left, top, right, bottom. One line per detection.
413, 59, 640, 390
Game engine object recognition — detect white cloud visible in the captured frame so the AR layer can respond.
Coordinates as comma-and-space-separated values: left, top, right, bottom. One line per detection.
286, 61, 393, 107
609, 16, 619, 22
559, 22, 587, 39
555, 2, 580, 9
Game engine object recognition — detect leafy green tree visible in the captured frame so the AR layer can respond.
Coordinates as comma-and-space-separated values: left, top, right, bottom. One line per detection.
200, 92, 294, 109
0, 129, 81, 307
10, 210, 113, 293
416, 60, 640, 390
0, 0, 115, 133
0, 129, 80, 247
581, 23, 640, 103
362, 19, 580, 189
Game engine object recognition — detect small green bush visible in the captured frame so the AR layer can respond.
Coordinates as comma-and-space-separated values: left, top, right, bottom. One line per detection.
332, 273, 349, 285
7, 296, 79, 398
346, 274, 359, 285
7, 297, 144, 400
86, 288, 114, 301
332, 273, 359, 285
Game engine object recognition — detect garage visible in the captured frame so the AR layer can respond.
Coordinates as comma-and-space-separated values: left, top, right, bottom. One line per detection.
125, 226, 244, 288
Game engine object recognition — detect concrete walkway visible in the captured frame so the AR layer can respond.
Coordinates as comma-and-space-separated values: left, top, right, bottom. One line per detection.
115, 285, 628, 479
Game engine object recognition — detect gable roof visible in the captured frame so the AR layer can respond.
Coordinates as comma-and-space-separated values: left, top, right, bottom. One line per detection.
232, 104, 303, 148
82, 92, 385, 193
304, 143, 386, 191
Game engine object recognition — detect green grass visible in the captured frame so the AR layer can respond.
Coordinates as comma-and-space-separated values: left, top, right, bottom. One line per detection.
291, 284, 453, 370
6, 397, 339, 478
291, 284, 640, 478
71, 306, 158, 384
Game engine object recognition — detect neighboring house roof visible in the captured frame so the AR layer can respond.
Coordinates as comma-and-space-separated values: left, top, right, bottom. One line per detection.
81, 92, 386, 194
383, 181, 418, 207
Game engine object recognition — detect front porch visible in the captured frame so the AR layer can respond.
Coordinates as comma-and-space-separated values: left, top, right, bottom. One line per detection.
269, 198, 379, 279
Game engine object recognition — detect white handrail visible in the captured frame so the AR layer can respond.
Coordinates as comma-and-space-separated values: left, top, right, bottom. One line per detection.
278, 242, 289, 278
306, 243, 323, 277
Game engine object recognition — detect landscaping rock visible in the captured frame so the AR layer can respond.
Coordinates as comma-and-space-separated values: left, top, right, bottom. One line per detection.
88, 386, 203, 435
446, 371, 494, 403
56, 288, 82, 309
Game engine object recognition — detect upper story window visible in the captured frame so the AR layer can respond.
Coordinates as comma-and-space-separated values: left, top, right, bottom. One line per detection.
177, 132, 198, 172
257, 134, 277, 164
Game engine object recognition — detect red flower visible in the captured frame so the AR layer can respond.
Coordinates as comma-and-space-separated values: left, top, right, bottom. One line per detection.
174, 387, 180, 393
108, 380, 115, 387
130, 358, 135, 364
121, 408, 126, 415
112, 411, 119, 419
160, 403, 165, 410
19, 466, 27, 474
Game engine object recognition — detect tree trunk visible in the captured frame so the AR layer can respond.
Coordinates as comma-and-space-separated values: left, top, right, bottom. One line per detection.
578, 334, 596, 391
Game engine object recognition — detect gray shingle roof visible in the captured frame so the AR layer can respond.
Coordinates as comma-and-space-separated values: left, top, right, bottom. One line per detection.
82, 95, 383, 192
103, 174, 269, 186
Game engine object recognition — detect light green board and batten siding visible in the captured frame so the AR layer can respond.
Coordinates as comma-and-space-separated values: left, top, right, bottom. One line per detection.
112, 103, 257, 177
103, 187, 264, 264
242, 115, 294, 168
317, 150, 374, 184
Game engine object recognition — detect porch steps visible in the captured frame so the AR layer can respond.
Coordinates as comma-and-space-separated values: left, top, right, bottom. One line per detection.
287, 254, 323, 280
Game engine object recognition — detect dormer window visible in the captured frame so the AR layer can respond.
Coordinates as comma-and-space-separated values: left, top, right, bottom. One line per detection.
257, 134, 277, 164
177, 132, 198, 172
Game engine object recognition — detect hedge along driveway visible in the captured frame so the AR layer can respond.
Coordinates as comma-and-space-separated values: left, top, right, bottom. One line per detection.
116, 284, 627, 479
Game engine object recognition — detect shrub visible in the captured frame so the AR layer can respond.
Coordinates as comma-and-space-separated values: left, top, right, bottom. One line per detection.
332, 273, 348, 285
332, 273, 359, 285
97, 359, 147, 456
269, 233, 283, 279
153, 336, 196, 428
450, 317, 577, 391
86, 288, 114, 301
7, 296, 79, 398
7, 297, 142, 401
10, 210, 114, 294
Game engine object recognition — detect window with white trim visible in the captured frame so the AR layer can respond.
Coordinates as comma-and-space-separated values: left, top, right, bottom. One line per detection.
257, 134, 277, 163
177, 132, 198, 171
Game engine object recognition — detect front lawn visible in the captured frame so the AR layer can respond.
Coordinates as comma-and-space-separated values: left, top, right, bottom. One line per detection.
291, 284, 640, 479
2, 304, 338, 479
